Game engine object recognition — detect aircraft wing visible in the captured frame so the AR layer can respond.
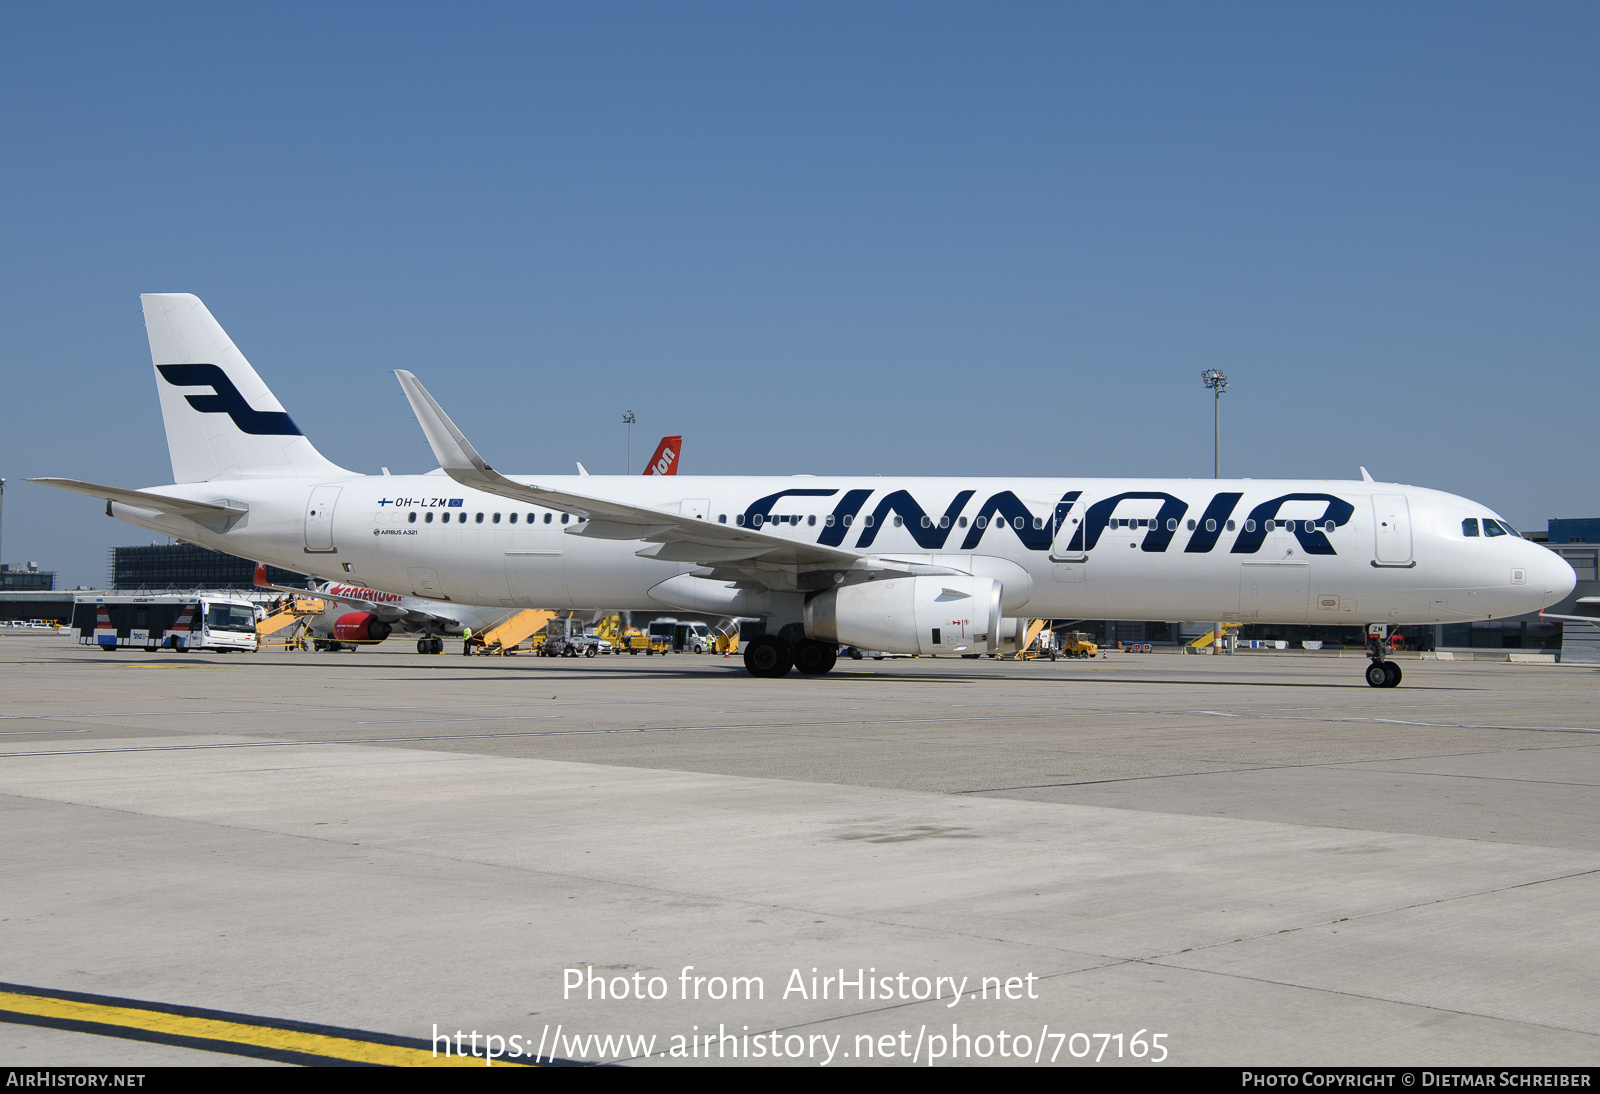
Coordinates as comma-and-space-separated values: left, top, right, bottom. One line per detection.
29, 478, 248, 523
394, 371, 865, 571
1540, 611, 1600, 626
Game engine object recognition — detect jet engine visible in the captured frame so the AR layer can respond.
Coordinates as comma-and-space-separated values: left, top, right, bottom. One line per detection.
803, 575, 1001, 656
333, 612, 393, 644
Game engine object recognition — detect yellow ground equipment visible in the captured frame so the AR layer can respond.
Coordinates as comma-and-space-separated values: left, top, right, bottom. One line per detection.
475, 609, 556, 655
591, 614, 625, 646
1005, 619, 1049, 659
1187, 623, 1241, 650
256, 596, 325, 650
713, 632, 739, 655
624, 634, 671, 655
1059, 631, 1098, 658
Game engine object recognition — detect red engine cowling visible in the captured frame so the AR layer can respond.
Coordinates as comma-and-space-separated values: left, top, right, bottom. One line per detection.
333, 612, 392, 643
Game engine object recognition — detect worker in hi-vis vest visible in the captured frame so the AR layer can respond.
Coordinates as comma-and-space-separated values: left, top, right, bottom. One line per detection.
462, 627, 473, 656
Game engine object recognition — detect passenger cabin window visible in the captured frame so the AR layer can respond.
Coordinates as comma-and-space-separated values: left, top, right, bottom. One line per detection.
476, 513, 485, 524
425, 512, 434, 523
719, 514, 727, 523
408, 512, 417, 523
543, 513, 552, 523
508, 513, 516, 523
561, 513, 570, 524
1226, 520, 1235, 531
1187, 519, 1197, 530
493, 513, 501, 523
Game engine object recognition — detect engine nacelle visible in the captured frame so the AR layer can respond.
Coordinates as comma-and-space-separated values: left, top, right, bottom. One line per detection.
993, 617, 1032, 657
333, 612, 392, 643
804, 576, 1002, 656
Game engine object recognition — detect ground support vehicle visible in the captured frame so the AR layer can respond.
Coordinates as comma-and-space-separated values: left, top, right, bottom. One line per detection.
257, 595, 325, 651
474, 609, 555, 656
1059, 631, 1099, 658
625, 634, 671, 655
1020, 628, 1061, 660
539, 617, 600, 657
71, 594, 259, 653
648, 619, 713, 654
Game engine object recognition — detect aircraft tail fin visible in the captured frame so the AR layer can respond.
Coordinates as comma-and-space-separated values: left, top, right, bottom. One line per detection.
142, 294, 350, 482
643, 435, 682, 475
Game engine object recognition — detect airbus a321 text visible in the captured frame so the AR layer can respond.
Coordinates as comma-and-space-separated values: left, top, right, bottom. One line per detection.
34, 294, 1576, 685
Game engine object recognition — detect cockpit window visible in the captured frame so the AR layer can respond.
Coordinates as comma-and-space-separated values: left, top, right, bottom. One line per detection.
1462, 518, 1479, 537
1483, 519, 1507, 537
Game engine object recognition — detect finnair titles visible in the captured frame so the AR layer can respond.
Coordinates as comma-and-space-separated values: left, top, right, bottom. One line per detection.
34, 294, 1575, 685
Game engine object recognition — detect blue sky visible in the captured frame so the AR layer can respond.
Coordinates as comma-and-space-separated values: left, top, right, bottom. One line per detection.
2, 3, 1596, 586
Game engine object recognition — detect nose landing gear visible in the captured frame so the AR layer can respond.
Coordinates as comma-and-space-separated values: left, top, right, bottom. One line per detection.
1365, 625, 1403, 688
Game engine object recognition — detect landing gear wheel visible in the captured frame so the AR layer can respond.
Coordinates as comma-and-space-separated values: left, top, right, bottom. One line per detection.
743, 635, 793, 678
1383, 661, 1402, 688
417, 639, 429, 654
1365, 662, 1389, 688
793, 640, 837, 675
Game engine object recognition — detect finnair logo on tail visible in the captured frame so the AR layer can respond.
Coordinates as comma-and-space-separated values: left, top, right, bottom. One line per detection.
157, 364, 303, 436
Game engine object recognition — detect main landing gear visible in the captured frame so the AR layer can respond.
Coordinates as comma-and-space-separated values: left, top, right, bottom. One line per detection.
743, 636, 839, 678
1365, 625, 1402, 688
416, 637, 444, 655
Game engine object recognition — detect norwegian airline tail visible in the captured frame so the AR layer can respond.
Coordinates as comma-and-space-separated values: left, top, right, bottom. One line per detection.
142, 294, 349, 483
643, 435, 682, 475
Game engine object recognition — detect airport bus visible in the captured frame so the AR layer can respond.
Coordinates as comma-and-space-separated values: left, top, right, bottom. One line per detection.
70, 593, 260, 652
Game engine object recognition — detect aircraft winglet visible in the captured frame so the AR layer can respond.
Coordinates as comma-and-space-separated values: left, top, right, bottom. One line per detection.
391, 371, 862, 570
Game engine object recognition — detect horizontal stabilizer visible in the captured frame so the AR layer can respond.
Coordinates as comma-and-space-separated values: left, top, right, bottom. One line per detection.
29, 478, 247, 522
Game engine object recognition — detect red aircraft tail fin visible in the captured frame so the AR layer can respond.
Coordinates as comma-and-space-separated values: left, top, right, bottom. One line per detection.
253, 563, 269, 588
643, 435, 682, 475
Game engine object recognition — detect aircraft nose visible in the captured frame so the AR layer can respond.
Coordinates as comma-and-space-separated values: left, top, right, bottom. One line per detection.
1544, 550, 1577, 608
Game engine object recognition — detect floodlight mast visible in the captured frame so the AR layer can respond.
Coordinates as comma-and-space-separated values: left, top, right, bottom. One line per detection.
622, 411, 636, 474
1201, 370, 1228, 478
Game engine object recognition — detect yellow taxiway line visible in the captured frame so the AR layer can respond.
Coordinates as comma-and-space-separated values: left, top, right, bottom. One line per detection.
0, 983, 543, 1066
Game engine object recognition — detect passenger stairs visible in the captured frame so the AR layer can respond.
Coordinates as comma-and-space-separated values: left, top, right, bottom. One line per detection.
1186, 623, 1242, 650
256, 596, 326, 649
477, 609, 556, 655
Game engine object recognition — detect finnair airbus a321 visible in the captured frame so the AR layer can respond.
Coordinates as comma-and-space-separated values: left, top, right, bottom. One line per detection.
35, 294, 1575, 686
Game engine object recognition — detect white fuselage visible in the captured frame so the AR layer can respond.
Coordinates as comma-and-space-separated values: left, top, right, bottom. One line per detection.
110, 472, 1573, 627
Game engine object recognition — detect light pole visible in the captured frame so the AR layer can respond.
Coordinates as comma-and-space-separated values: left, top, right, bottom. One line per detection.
622, 411, 636, 474
0, 477, 6, 568
1200, 370, 1228, 478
